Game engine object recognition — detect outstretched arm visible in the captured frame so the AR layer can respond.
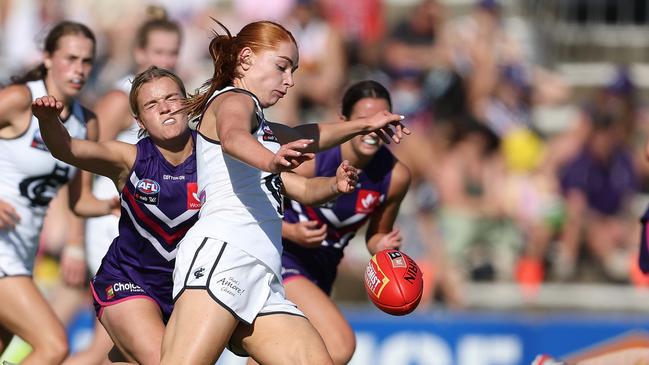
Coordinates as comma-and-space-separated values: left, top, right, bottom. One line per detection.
32, 96, 134, 183
281, 160, 358, 206
269, 111, 409, 153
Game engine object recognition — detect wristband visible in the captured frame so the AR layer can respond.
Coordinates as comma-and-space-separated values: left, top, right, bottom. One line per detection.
63, 245, 85, 260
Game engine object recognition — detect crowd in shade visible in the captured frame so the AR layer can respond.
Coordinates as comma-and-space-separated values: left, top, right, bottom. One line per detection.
2, 0, 649, 312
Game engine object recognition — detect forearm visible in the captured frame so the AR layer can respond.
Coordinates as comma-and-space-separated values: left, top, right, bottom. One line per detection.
37, 115, 74, 161
282, 172, 340, 205
366, 233, 386, 256
301, 176, 339, 205
294, 119, 372, 152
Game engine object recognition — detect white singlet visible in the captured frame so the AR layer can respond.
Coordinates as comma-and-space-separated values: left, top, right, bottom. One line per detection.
0, 80, 90, 276
183, 86, 285, 278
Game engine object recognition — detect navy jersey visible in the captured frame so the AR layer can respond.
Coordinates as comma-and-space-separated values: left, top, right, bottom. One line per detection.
282, 145, 394, 294
91, 135, 199, 320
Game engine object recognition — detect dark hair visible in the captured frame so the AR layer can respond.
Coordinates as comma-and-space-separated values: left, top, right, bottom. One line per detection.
182, 19, 297, 118
129, 66, 187, 119
135, 6, 182, 50
341, 80, 392, 119
11, 21, 96, 84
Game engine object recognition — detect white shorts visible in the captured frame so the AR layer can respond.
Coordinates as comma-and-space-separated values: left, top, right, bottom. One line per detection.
85, 214, 119, 275
173, 236, 304, 325
0, 230, 38, 277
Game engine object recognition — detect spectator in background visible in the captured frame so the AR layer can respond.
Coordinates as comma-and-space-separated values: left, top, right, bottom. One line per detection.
269, 0, 347, 125
434, 119, 515, 305
556, 106, 638, 282
319, 0, 384, 68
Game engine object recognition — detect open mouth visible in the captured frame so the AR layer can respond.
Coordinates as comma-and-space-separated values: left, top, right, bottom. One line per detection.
362, 135, 379, 146
162, 118, 176, 126
70, 78, 85, 88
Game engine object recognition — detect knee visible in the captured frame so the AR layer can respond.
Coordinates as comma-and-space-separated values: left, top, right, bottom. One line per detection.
326, 329, 356, 365
36, 334, 69, 364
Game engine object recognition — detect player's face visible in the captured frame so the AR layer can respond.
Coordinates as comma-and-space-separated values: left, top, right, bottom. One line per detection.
136, 77, 188, 142
135, 30, 181, 71
244, 41, 298, 108
348, 97, 391, 156
44, 34, 94, 99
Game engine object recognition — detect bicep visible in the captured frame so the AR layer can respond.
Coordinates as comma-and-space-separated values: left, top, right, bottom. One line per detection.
213, 94, 258, 142
69, 140, 134, 180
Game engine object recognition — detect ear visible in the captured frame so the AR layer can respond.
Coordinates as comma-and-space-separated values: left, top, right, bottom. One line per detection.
135, 117, 145, 131
239, 47, 254, 71
43, 52, 53, 69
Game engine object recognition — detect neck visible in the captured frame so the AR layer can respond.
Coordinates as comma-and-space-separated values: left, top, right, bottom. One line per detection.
340, 142, 373, 169
153, 131, 193, 166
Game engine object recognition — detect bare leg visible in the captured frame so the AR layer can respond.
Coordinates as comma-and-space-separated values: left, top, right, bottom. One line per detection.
0, 277, 68, 365
160, 289, 239, 365
232, 312, 333, 365
100, 298, 166, 365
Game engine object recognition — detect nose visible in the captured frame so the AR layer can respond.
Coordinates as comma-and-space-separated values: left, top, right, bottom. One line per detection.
285, 71, 295, 88
159, 100, 172, 114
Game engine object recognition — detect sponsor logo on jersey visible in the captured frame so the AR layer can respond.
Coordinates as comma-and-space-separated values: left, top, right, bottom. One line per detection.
29, 129, 49, 151
187, 182, 202, 210
355, 189, 381, 214
261, 123, 279, 143
134, 178, 160, 205
388, 251, 407, 268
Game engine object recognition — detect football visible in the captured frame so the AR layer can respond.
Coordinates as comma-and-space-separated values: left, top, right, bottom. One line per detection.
364, 249, 424, 315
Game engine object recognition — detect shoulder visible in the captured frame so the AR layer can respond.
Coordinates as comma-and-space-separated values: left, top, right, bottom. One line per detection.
211, 91, 256, 113
0, 84, 32, 111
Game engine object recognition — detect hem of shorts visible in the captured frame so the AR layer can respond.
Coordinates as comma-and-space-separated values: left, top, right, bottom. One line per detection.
90, 281, 160, 320
257, 310, 306, 319
174, 286, 251, 325
0, 274, 32, 280
281, 274, 306, 285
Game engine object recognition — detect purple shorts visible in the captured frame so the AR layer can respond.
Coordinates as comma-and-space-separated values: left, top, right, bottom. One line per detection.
281, 248, 336, 295
91, 258, 173, 323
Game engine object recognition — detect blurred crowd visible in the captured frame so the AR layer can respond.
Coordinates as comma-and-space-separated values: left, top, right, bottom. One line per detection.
2, 0, 649, 312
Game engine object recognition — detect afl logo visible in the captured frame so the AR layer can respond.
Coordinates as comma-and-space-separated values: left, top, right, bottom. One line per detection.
134, 179, 160, 205
136, 179, 160, 195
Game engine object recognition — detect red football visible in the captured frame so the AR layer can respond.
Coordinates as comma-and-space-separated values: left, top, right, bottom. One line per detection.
364, 249, 424, 315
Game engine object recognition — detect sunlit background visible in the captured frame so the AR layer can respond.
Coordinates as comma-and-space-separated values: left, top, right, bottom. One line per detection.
3, 0, 649, 364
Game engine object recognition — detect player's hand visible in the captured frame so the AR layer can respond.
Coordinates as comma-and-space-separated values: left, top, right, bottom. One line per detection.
269, 139, 315, 173
286, 221, 327, 248
0, 199, 20, 229
60, 245, 87, 287
365, 111, 411, 144
375, 228, 403, 251
105, 196, 120, 216
335, 160, 359, 194
32, 96, 64, 122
